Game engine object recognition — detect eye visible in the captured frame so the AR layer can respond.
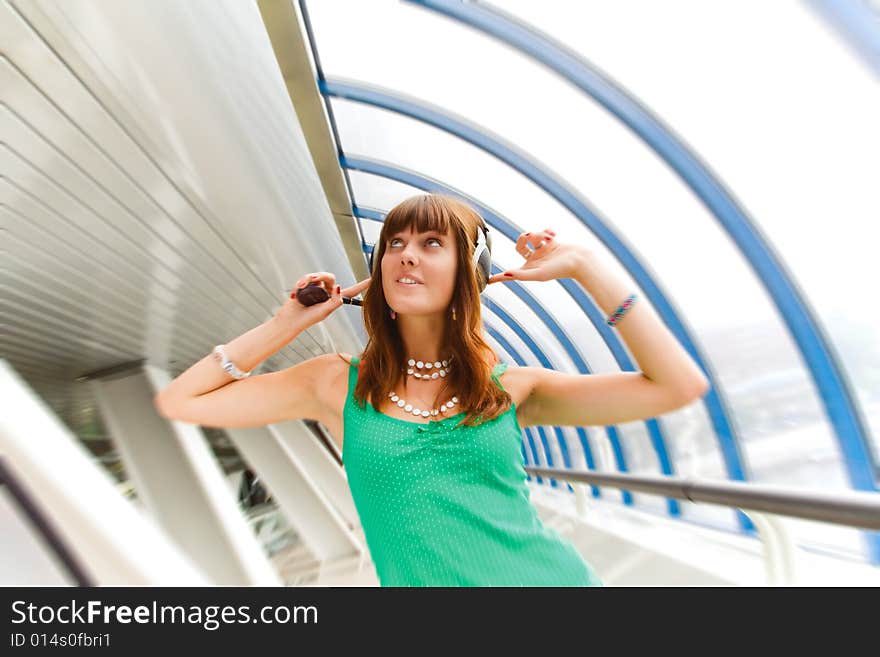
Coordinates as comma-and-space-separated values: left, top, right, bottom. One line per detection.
389, 237, 443, 247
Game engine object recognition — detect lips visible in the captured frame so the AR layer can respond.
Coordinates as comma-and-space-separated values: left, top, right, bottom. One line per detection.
396, 275, 423, 285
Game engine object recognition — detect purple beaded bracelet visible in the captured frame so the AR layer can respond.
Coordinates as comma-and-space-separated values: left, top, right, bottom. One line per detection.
606, 294, 637, 326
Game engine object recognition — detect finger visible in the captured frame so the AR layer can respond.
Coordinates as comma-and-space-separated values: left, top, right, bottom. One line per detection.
342, 276, 372, 298
487, 273, 513, 284
518, 230, 552, 256
487, 270, 518, 284
502, 267, 541, 281
515, 232, 533, 259
533, 229, 554, 249
322, 272, 337, 292
306, 272, 336, 293
296, 272, 321, 289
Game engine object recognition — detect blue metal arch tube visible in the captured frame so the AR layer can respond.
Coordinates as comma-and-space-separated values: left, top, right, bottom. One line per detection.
321, 86, 750, 522
297, 0, 749, 529
297, 0, 878, 558
408, 0, 879, 561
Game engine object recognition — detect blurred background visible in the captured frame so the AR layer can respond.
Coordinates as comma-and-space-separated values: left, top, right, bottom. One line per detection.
2, 0, 878, 586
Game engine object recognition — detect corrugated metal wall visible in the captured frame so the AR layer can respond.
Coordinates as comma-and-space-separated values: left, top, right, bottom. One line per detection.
1, 0, 361, 436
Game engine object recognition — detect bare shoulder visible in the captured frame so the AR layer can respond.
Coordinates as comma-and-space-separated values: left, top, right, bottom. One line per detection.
497, 364, 543, 427
315, 352, 354, 398
318, 352, 356, 415
494, 363, 537, 408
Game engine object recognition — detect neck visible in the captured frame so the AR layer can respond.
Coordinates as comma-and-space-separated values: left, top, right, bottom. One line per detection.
396, 312, 452, 363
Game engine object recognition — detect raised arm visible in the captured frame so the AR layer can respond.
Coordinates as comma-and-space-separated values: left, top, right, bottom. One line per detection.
153, 272, 370, 428
153, 317, 328, 428
489, 231, 709, 428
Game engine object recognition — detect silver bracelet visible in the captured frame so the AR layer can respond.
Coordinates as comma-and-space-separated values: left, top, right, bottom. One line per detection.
212, 345, 251, 380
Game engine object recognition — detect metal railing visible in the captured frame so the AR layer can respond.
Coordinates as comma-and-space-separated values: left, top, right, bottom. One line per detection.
525, 467, 880, 530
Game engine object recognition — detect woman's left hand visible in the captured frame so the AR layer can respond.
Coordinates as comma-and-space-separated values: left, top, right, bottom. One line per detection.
486, 229, 586, 285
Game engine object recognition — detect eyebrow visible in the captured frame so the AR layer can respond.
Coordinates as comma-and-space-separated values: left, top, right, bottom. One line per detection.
388, 230, 444, 238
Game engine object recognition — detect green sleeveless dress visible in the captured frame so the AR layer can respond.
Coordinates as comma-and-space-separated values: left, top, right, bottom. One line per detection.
342, 355, 602, 587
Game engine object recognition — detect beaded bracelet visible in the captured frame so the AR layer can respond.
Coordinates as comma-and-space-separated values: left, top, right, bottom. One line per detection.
213, 344, 251, 379
606, 294, 638, 326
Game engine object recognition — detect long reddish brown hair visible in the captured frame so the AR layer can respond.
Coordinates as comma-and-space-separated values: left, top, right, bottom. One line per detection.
338, 193, 510, 427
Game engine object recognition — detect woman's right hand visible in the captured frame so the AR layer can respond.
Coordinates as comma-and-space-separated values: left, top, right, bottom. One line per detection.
275, 272, 371, 331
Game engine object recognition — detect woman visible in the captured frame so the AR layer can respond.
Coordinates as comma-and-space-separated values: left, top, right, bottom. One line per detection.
155, 193, 709, 586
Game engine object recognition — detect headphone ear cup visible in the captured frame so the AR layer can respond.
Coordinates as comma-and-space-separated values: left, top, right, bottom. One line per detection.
477, 223, 492, 292
372, 225, 490, 286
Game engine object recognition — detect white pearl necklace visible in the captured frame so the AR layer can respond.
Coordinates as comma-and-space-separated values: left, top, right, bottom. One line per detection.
405, 356, 453, 380
387, 390, 460, 419
390, 355, 458, 419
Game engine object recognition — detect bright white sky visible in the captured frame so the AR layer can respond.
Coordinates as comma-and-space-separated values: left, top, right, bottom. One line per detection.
305, 0, 879, 342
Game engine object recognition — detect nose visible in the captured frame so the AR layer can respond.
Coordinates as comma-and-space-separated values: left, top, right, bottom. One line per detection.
399, 243, 418, 265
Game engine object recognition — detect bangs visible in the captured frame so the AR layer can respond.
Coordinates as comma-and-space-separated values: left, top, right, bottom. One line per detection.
382, 194, 454, 240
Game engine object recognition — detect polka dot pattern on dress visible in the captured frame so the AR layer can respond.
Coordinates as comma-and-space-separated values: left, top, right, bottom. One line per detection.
341, 356, 603, 587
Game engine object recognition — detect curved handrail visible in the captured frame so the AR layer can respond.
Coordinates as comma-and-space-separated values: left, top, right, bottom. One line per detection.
526, 466, 880, 530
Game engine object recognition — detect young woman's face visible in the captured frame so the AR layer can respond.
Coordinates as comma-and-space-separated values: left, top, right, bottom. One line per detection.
382, 225, 458, 315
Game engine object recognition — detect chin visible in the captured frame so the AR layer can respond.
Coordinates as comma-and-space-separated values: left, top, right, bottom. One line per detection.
391, 301, 445, 315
